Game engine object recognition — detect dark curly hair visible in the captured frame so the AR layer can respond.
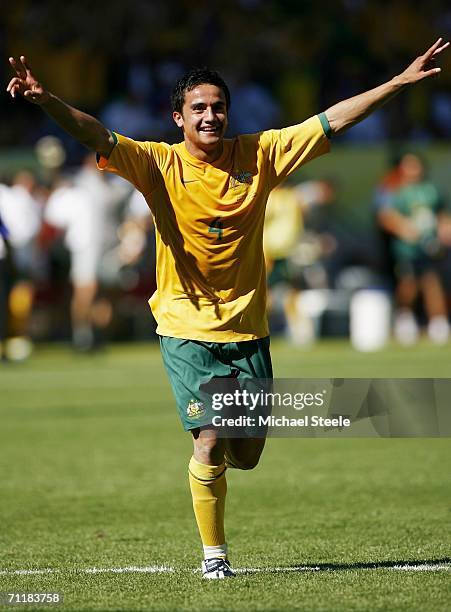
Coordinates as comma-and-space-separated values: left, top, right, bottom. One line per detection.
171, 67, 231, 114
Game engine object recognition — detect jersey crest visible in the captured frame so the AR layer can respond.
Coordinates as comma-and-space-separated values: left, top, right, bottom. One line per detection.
230, 171, 253, 189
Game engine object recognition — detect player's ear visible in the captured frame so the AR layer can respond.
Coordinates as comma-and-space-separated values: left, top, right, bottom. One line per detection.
173, 111, 184, 128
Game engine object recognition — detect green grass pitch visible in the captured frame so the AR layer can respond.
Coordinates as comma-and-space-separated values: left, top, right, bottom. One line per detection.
0, 339, 450, 611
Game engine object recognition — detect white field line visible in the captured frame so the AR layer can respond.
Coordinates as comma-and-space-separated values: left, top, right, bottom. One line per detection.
392, 564, 450, 572
235, 564, 451, 574
0, 562, 449, 576
0, 566, 174, 576
85, 566, 175, 574
0, 569, 55, 576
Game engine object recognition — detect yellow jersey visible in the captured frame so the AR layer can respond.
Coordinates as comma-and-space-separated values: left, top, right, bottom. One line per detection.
98, 114, 330, 341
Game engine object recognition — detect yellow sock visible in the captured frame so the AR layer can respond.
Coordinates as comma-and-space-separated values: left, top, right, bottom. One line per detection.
188, 456, 227, 556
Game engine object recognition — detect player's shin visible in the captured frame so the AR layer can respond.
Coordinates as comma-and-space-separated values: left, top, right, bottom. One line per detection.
188, 456, 228, 559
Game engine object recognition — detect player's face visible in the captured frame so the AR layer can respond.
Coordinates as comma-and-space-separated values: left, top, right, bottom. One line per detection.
173, 84, 228, 155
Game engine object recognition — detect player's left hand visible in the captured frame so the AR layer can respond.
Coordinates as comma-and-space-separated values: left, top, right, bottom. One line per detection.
6, 55, 50, 104
399, 38, 450, 84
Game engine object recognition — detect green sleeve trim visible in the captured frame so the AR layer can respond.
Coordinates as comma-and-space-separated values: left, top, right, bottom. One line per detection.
96, 130, 118, 164
318, 112, 332, 139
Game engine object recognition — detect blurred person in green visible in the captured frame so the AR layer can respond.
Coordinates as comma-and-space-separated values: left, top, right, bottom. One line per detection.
386, 153, 451, 344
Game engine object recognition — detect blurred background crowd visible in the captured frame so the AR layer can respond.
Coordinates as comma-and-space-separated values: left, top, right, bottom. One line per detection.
1, 0, 451, 358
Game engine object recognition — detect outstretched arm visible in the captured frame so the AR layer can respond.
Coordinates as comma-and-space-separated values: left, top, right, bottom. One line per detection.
325, 38, 449, 136
6, 56, 114, 157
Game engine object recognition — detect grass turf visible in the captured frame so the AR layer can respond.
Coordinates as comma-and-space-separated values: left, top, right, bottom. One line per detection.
0, 339, 450, 611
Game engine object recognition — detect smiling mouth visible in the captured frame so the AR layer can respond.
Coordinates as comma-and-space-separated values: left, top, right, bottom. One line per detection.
200, 127, 220, 133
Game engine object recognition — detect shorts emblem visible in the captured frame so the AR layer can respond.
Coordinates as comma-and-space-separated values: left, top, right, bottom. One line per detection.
187, 399, 206, 419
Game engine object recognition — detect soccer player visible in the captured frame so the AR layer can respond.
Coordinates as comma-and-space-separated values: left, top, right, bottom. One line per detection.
7, 38, 448, 578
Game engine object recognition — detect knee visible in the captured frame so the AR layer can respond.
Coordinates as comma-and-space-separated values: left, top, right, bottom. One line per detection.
227, 452, 262, 471
193, 429, 225, 465
226, 438, 265, 470
196, 442, 223, 465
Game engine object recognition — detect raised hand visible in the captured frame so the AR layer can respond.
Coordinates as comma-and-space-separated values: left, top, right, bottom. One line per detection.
6, 56, 50, 105
400, 38, 450, 85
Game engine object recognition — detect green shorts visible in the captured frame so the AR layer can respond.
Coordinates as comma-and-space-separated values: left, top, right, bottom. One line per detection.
159, 336, 273, 431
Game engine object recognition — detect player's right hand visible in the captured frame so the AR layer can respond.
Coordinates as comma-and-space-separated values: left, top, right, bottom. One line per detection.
6, 56, 50, 105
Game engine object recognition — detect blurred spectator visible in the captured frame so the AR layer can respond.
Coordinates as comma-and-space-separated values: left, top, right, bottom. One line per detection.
74, 153, 130, 285
0, 172, 42, 360
0, 209, 11, 361
374, 154, 405, 289
263, 180, 336, 344
384, 153, 451, 344
44, 176, 100, 351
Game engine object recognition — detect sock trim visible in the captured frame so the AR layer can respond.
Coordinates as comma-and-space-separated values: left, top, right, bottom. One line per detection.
188, 467, 226, 482
189, 456, 226, 481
